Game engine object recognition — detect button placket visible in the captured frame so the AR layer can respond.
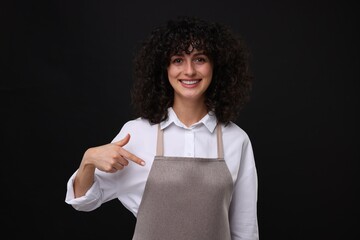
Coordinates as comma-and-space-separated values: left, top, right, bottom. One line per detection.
184, 130, 195, 157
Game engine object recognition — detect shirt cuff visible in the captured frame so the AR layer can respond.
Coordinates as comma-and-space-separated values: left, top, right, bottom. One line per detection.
64, 171, 101, 211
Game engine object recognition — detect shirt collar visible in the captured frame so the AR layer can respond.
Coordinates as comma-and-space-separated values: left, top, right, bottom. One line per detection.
160, 107, 217, 133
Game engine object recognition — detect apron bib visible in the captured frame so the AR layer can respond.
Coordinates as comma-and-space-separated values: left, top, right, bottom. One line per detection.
132, 124, 233, 240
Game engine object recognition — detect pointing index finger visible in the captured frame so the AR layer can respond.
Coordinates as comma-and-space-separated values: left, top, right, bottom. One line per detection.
120, 148, 145, 166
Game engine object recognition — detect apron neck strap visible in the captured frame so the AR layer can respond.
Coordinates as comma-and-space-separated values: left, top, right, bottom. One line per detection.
156, 123, 224, 159
156, 124, 164, 157
216, 123, 224, 159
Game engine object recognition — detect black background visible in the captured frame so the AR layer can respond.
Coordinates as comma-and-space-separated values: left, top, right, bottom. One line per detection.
1, 0, 359, 239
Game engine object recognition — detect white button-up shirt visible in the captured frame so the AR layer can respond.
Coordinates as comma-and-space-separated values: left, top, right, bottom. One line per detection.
65, 108, 259, 239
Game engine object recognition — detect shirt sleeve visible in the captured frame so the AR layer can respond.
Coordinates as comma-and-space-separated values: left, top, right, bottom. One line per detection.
64, 170, 103, 211
229, 134, 259, 240
64, 118, 154, 214
64, 123, 134, 212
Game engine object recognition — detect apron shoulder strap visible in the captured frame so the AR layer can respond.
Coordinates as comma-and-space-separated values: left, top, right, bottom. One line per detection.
156, 124, 164, 157
216, 123, 224, 159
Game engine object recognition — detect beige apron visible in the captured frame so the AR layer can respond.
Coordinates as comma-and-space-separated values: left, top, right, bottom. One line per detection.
132, 124, 234, 240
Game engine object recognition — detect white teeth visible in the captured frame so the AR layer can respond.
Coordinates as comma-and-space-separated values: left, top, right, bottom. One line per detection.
181, 80, 199, 85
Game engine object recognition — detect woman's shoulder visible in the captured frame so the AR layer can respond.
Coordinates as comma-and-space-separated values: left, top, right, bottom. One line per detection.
221, 121, 251, 143
123, 117, 153, 128
121, 117, 158, 133
112, 117, 157, 142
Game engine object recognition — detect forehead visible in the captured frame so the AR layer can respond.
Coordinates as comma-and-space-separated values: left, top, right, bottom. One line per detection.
171, 48, 206, 56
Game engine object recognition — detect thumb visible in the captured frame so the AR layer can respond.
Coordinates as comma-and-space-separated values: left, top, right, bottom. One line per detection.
114, 133, 131, 147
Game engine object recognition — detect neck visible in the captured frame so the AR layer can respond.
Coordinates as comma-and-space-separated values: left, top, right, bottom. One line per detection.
172, 99, 208, 127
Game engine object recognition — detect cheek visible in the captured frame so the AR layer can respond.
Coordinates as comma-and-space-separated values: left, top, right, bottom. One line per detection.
167, 66, 180, 79
204, 67, 213, 79
207, 68, 213, 77
199, 63, 213, 75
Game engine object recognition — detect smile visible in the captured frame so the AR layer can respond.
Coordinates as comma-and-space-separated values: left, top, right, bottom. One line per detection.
180, 80, 201, 85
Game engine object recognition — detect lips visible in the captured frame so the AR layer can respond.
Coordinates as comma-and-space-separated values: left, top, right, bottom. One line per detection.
180, 79, 201, 85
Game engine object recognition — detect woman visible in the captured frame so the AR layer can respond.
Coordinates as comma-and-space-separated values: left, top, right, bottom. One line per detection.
66, 16, 259, 240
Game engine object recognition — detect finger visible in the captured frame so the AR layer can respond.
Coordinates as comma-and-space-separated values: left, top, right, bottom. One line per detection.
113, 162, 125, 171
119, 148, 146, 166
114, 133, 131, 147
106, 166, 119, 173
117, 157, 129, 167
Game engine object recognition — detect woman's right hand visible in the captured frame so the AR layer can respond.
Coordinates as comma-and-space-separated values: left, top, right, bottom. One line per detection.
82, 133, 146, 173
73, 133, 145, 198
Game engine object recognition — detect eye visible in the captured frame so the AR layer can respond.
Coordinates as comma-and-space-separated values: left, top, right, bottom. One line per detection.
171, 58, 183, 64
193, 57, 207, 64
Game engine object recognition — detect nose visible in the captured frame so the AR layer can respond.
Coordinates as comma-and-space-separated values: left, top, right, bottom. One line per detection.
184, 61, 196, 76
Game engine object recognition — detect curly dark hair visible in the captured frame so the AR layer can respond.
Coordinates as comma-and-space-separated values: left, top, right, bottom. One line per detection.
130, 16, 253, 124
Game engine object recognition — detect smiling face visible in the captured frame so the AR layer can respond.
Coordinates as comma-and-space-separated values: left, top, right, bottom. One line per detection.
167, 49, 213, 105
